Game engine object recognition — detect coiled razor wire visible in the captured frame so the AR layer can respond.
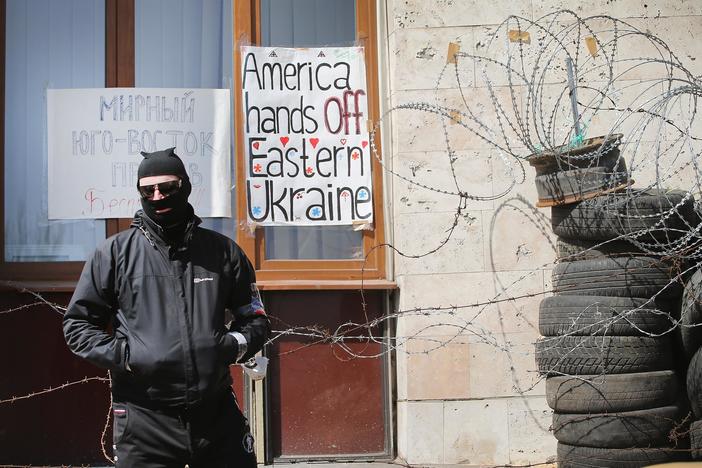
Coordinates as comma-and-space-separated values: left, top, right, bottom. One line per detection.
369, 10, 702, 262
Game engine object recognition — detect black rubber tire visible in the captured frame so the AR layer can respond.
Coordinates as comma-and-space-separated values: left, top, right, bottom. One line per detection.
557, 442, 688, 467
552, 256, 682, 300
556, 237, 642, 262
535, 335, 673, 376
681, 269, 702, 360
546, 371, 679, 413
553, 404, 683, 448
534, 167, 628, 206
691, 419, 702, 460
539, 295, 674, 336
551, 189, 697, 242
687, 347, 702, 418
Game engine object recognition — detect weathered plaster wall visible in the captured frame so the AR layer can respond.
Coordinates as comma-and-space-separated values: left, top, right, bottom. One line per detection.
383, 0, 702, 465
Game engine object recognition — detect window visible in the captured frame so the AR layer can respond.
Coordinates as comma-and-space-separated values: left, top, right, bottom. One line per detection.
234, 0, 387, 282
134, 0, 236, 236
4, 0, 106, 263
260, 0, 363, 261
0, 0, 134, 281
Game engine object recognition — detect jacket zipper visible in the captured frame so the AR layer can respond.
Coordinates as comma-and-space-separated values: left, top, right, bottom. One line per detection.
136, 223, 197, 406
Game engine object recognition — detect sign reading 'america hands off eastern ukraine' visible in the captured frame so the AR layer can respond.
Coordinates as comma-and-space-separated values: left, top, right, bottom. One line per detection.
241, 46, 374, 226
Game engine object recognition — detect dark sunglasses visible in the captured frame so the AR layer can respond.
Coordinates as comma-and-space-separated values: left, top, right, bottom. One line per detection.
138, 179, 182, 199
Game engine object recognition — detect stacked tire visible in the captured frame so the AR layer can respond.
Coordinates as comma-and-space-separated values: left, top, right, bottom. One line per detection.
535, 189, 696, 467
682, 270, 702, 459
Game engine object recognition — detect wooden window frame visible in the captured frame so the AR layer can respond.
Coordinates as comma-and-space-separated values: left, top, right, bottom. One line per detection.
233, 0, 388, 284
0, 0, 134, 284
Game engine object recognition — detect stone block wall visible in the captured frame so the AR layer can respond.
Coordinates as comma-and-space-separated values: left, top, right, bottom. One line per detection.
382, 0, 702, 465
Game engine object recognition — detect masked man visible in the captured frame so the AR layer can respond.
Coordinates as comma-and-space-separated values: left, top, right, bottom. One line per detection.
63, 147, 270, 468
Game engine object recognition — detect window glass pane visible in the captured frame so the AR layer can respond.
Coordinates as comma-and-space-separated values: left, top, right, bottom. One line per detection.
5, 0, 106, 262
135, 0, 235, 236
260, 0, 362, 260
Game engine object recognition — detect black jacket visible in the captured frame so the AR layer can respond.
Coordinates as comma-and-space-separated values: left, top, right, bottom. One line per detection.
63, 210, 270, 408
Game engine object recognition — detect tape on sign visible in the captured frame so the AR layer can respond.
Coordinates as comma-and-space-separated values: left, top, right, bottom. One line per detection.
447, 42, 461, 64
585, 36, 598, 57
508, 30, 531, 44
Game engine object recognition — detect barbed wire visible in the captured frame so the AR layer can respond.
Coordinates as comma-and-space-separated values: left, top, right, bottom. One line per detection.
0, 376, 109, 405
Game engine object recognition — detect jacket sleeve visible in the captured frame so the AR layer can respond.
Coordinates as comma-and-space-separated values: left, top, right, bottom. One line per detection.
226, 247, 271, 363
63, 243, 128, 372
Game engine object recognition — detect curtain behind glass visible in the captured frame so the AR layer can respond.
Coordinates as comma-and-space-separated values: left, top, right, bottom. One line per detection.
260, 0, 362, 260
135, 0, 235, 236
5, 0, 106, 262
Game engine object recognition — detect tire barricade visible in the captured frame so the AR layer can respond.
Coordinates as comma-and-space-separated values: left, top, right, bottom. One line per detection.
531, 136, 698, 466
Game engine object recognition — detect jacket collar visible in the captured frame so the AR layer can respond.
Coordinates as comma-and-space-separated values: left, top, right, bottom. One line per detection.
131, 206, 201, 249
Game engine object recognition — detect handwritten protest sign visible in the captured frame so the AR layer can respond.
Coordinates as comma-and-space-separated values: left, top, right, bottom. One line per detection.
241, 46, 373, 226
47, 88, 231, 219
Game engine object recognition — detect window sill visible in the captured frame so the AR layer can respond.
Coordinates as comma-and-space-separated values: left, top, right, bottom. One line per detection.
256, 279, 397, 291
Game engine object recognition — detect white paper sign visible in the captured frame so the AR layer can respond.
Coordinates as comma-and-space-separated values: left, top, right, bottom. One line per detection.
48, 88, 231, 219
241, 46, 373, 226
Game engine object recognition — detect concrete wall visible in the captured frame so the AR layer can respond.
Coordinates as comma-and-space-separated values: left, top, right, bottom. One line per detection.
381, 1, 702, 465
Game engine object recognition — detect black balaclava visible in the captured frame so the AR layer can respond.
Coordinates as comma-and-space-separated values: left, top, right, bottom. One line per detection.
137, 147, 192, 228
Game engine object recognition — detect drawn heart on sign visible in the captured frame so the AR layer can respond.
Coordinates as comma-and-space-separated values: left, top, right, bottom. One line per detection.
253, 184, 261, 189
280, 136, 289, 147
340, 138, 347, 145
310, 138, 320, 149
361, 141, 368, 148
252, 142, 260, 149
